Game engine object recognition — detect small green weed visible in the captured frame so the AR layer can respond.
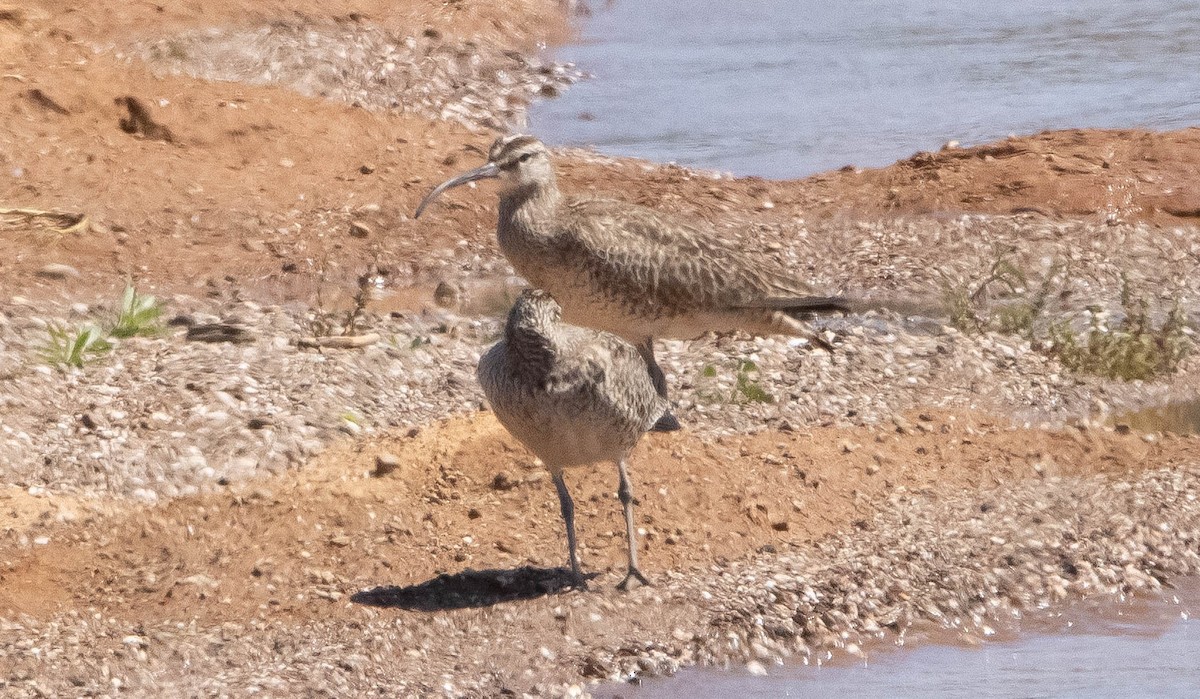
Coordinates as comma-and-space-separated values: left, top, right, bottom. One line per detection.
734, 359, 774, 404
309, 254, 383, 338
38, 285, 166, 370
695, 359, 774, 404
941, 280, 981, 335
939, 244, 1030, 335
40, 324, 112, 369
1048, 300, 1190, 381
944, 251, 1191, 381
109, 285, 164, 338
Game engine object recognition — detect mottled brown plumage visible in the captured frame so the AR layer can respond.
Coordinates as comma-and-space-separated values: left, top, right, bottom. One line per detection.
477, 289, 666, 589
418, 135, 899, 419
419, 135, 849, 343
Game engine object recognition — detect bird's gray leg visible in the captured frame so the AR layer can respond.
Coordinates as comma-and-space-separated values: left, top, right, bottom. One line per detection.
636, 338, 668, 399
638, 339, 681, 432
615, 459, 650, 590
552, 470, 585, 587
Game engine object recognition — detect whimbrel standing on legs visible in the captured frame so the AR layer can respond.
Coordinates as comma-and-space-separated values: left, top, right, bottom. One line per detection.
477, 289, 667, 590
416, 135, 872, 424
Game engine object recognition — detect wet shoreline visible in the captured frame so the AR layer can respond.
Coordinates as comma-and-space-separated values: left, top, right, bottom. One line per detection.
618, 587, 1200, 697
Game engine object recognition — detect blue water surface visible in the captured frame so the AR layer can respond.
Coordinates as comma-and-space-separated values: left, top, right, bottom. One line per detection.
530, 0, 1200, 177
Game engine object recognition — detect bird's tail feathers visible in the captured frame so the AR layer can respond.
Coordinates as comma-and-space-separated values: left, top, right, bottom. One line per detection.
650, 411, 681, 433
743, 294, 946, 320
739, 295, 854, 315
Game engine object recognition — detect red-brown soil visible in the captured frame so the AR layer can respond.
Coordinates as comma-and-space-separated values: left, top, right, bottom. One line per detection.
5, 411, 1197, 623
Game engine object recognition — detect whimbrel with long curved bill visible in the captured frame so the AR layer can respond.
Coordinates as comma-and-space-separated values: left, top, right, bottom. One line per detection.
417, 135, 908, 422
478, 289, 666, 590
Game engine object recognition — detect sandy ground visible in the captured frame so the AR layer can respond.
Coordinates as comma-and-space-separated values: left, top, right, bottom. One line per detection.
6, 413, 1200, 697
2, 0, 1200, 696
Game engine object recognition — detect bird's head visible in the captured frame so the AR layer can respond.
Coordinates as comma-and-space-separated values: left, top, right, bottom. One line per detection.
507, 288, 563, 331
414, 134, 553, 218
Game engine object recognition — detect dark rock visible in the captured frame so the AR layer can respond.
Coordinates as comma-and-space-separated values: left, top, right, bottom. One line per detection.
186, 323, 255, 344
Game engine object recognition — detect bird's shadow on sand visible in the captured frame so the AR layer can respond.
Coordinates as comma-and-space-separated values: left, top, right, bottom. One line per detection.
351, 566, 598, 611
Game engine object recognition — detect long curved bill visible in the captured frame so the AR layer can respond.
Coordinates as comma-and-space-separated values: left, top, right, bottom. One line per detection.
413, 162, 500, 218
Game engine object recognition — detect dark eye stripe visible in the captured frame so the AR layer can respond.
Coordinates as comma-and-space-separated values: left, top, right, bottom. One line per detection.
498, 151, 536, 169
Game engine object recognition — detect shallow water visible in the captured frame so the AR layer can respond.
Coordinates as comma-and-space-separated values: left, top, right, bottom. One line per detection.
602, 587, 1200, 698
1114, 401, 1200, 436
530, 0, 1200, 177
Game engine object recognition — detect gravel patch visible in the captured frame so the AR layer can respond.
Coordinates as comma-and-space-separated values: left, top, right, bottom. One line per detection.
4, 213, 1197, 500
123, 21, 583, 130
3, 458, 1199, 697
0, 296, 495, 499
586, 462, 1200, 688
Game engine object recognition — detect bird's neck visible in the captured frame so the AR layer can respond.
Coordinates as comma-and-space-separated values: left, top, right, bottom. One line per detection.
498, 181, 562, 242
504, 320, 558, 375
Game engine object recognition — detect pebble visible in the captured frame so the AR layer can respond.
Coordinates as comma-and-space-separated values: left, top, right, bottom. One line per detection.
36, 263, 81, 279
373, 453, 401, 477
